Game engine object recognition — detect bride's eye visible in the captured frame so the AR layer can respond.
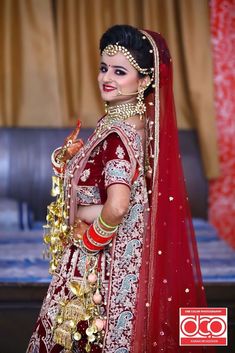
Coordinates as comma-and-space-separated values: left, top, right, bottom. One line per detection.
115, 69, 126, 76
100, 65, 107, 73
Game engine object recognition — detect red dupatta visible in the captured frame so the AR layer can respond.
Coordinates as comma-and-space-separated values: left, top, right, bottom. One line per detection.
131, 30, 215, 353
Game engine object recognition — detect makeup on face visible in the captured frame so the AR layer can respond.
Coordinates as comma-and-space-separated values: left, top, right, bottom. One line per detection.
97, 52, 142, 105
100, 62, 128, 76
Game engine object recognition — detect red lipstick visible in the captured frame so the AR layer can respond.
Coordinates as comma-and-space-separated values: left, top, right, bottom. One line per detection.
103, 84, 116, 92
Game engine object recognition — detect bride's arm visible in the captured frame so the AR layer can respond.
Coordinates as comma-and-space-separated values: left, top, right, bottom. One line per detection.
77, 204, 103, 224
76, 183, 130, 226
76, 133, 132, 229
101, 184, 131, 227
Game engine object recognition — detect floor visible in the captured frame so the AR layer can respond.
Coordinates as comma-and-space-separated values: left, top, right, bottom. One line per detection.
0, 218, 235, 283
0, 219, 235, 353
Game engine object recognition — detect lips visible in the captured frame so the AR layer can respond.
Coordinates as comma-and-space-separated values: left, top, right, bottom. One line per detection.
103, 84, 116, 92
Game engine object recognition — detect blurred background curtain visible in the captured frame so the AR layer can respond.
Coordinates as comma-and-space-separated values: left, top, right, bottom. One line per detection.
0, 0, 62, 126
209, 0, 235, 248
0, 0, 218, 178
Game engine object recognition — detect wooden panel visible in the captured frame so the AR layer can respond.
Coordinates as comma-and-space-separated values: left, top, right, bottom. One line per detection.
0, 283, 48, 353
0, 128, 208, 220
205, 283, 235, 352
0, 283, 234, 353
0, 128, 93, 220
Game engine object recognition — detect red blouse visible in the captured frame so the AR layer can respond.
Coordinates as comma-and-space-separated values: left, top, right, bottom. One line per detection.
77, 133, 132, 205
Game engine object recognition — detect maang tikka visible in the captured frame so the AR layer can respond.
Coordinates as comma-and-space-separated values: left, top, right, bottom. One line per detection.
102, 44, 153, 75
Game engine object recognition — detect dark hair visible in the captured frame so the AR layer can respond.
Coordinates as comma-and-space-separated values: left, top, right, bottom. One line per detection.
99, 25, 154, 78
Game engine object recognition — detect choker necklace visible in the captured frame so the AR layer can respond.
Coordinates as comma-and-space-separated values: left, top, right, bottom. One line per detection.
95, 101, 146, 137
106, 101, 146, 119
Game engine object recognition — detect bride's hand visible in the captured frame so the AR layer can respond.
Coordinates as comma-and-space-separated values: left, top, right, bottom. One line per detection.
61, 120, 84, 162
65, 139, 84, 159
73, 219, 89, 241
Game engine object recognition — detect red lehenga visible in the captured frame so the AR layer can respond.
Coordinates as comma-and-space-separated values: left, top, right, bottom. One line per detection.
27, 30, 214, 353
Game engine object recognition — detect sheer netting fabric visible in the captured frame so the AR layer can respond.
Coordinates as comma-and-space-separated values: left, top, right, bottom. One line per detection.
131, 30, 215, 353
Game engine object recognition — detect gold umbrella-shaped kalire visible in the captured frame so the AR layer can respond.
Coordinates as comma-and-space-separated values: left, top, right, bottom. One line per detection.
53, 256, 106, 352
43, 120, 84, 273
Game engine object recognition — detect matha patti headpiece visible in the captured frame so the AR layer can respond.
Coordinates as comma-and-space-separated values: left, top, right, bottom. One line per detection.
102, 44, 153, 75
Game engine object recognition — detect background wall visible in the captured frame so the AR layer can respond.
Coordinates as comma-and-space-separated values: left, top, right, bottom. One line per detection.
0, 0, 218, 178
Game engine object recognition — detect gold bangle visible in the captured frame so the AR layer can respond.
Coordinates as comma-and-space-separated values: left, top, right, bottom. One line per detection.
99, 215, 118, 230
56, 145, 67, 162
94, 219, 116, 238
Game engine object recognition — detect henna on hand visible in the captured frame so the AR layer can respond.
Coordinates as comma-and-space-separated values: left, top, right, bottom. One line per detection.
73, 219, 89, 241
57, 120, 84, 164
64, 139, 84, 160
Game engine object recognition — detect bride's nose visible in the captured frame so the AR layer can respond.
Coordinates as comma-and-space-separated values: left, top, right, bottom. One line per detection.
103, 68, 113, 82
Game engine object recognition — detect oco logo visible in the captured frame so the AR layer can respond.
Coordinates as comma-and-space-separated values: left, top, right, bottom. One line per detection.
181, 315, 226, 337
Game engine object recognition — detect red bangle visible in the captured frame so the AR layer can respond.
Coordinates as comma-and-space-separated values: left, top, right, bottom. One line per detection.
89, 224, 115, 245
83, 230, 102, 251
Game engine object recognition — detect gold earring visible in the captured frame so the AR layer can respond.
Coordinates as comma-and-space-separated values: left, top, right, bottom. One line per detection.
136, 87, 146, 120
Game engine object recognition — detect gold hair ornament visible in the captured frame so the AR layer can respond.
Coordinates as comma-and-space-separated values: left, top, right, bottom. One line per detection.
102, 44, 153, 75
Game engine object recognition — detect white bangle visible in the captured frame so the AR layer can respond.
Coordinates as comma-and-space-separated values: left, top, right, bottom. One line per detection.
51, 147, 64, 169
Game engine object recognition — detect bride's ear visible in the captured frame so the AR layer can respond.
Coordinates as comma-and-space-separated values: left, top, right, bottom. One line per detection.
139, 75, 151, 91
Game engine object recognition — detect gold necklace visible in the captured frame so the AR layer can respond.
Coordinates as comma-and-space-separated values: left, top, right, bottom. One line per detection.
96, 101, 145, 137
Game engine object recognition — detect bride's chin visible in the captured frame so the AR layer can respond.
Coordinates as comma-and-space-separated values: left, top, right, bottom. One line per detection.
102, 96, 122, 104
101, 92, 118, 100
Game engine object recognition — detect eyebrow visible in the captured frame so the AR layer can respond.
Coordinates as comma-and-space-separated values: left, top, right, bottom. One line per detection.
100, 62, 128, 72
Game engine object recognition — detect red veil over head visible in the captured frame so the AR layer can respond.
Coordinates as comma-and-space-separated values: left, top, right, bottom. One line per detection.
131, 30, 215, 353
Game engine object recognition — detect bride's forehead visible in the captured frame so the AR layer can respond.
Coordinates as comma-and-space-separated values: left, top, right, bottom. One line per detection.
101, 52, 134, 68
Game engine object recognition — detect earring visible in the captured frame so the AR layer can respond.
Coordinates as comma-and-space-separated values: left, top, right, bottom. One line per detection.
136, 87, 146, 120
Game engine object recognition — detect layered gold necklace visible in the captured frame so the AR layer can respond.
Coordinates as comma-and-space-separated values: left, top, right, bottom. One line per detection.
95, 101, 145, 137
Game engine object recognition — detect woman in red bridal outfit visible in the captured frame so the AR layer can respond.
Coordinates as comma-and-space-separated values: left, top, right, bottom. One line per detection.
27, 24, 214, 353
